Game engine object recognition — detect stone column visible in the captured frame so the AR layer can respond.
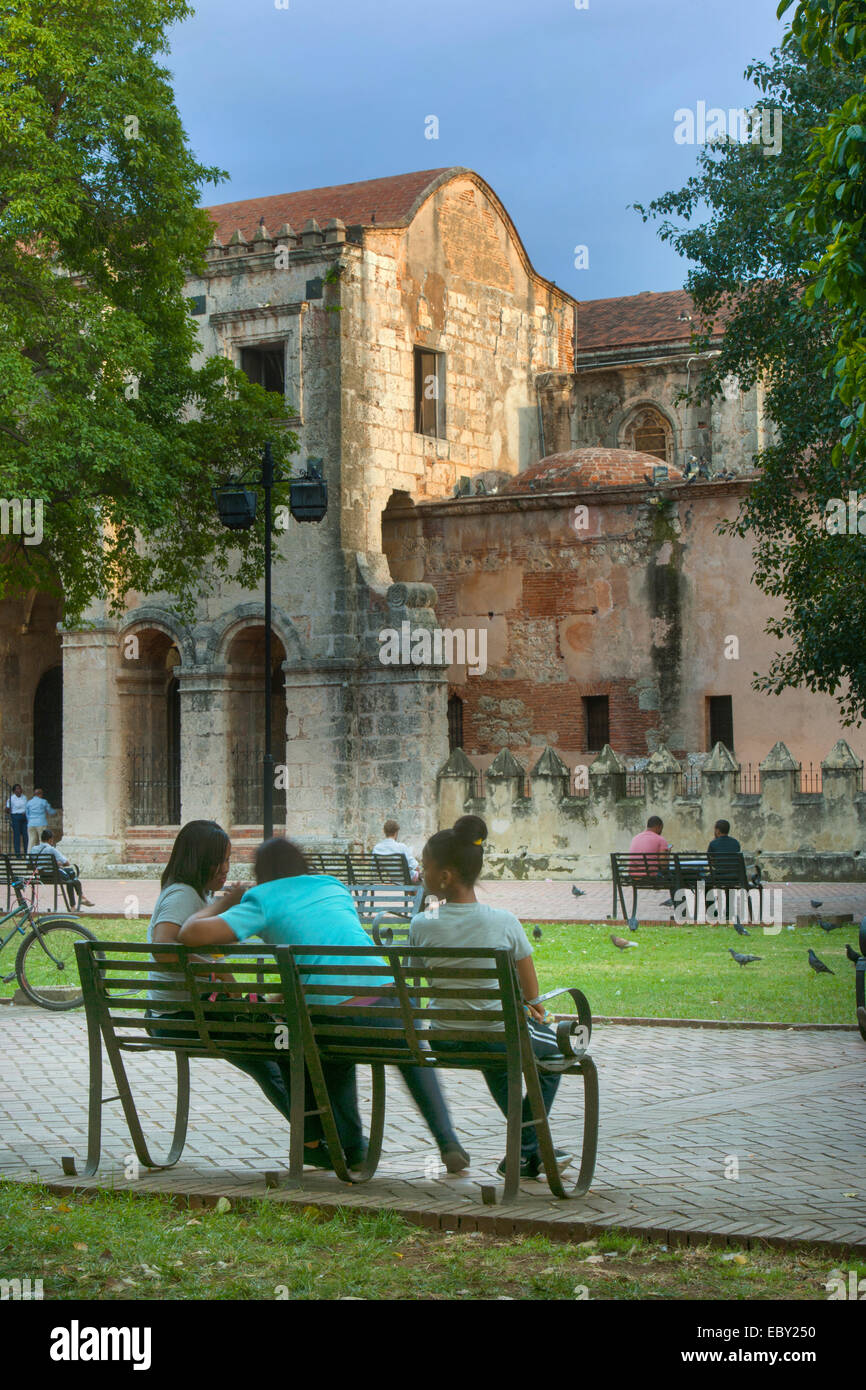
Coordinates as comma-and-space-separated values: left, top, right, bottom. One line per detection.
821, 739, 861, 810
59, 620, 124, 873
282, 662, 352, 843
437, 747, 478, 828
588, 744, 627, 817
177, 664, 232, 829
485, 748, 528, 854
758, 741, 799, 845
645, 745, 681, 823
701, 741, 739, 820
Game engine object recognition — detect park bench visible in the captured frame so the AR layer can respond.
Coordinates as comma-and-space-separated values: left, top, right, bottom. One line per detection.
610, 850, 759, 922
63, 940, 599, 1205
305, 851, 412, 885
0, 852, 79, 913
350, 881, 425, 944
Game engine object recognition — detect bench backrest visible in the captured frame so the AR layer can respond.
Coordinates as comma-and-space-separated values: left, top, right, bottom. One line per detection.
284, 943, 531, 1068
73, 940, 296, 1059
305, 851, 412, 884
611, 851, 673, 883
350, 882, 424, 933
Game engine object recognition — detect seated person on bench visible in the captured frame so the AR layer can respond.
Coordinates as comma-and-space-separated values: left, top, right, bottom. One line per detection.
32, 829, 94, 908
628, 815, 670, 874
178, 836, 470, 1174
371, 819, 421, 882
707, 818, 741, 858
410, 814, 572, 1182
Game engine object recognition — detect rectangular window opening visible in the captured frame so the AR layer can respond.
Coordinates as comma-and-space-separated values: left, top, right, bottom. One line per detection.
414, 347, 446, 439
583, 695, 609, 751
707, 695, 734, 752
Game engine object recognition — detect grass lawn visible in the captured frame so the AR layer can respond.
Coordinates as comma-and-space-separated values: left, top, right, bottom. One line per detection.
0, 1180, 857, 1300
0, 917, 858, 1024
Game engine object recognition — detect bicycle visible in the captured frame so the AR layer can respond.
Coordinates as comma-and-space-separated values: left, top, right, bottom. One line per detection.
0, 872, 98, 1010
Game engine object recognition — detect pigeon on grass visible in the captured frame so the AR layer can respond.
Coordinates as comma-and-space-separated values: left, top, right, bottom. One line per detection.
610, 935, 639, 950
728, 949, 761, 966
807, 948, 834, 976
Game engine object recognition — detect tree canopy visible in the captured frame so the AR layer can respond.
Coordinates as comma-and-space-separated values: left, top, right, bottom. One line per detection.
0, 0, 296, 624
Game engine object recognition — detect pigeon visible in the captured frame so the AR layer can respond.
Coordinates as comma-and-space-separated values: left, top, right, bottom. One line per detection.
810, 899, 823, 910
532, 925, 543, 942
610, 935, 639, 950
807, 948, 834, 975
846, 943, 861, 965
627, 915, 639, 933
660, 897, 675, 908
728, 949, 761, 966
571, 885, 585, 898
750, 867, 763, 886
817, 919, 842, 933
733, 920, 750, 936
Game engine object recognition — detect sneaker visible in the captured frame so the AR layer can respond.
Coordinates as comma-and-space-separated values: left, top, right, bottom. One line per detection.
497, 1148, 573, 1180
440, 1143, 471, 1174
302, 1142, 334, 1170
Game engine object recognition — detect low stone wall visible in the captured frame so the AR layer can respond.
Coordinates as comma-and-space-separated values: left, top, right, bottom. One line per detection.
437, 740, 866, 882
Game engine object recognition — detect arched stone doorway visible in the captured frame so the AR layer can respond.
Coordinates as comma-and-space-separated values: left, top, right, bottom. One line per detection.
33, 665, 63, 806
122, 628, 182, 826
226, 626, 288, 827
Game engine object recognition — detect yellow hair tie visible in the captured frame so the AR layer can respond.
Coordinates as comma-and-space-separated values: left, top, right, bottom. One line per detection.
474, 838, 484, 845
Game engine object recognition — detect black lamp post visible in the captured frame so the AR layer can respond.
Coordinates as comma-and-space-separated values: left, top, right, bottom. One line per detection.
214, 444, 327, 840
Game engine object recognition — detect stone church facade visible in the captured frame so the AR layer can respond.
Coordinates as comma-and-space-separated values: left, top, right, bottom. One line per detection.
1, 167, 862, 872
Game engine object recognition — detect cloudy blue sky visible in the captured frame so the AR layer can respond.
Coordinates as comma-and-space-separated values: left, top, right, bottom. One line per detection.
166, 0, 787, 301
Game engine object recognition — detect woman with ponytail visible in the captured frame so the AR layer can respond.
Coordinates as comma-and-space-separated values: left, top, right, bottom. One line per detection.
410, 815, 572, 1180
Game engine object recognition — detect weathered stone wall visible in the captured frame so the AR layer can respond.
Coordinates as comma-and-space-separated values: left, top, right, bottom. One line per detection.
437, 740, 866, 881
0, 592, 62, 802
383, 480, 866, 771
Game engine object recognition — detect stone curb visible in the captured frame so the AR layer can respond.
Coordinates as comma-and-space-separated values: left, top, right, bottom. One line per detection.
12, 1174, 866, 1258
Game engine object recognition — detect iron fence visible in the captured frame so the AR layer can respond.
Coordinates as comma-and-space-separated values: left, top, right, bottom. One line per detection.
127, 748, 181, 826
231, 745, 287, 826
625, 772, 645, 798
738, 763, 761, 796
1, 776, 13, 854
798, 762, 823, 795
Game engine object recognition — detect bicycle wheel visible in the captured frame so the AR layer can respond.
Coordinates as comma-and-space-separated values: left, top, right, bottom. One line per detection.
15, 919, 97, 1010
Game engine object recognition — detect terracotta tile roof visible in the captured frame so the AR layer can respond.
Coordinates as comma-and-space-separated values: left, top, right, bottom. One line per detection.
205, 168, 463, 242
578, 289, 730, 352
501, 447, 684, 493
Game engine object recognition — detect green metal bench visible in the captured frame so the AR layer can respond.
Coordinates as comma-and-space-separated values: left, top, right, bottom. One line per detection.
63, 939, 599, 1205
306, 851, 412, 884
349, 881, 425, 943
611, 850, 759, 922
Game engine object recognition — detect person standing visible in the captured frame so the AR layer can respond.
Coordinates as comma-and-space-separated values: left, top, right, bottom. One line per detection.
25, 787, 55, 852
5, 784, 28, 856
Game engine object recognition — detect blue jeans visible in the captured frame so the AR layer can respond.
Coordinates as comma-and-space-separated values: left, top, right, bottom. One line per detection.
10, 813, 27, 857
436, 1018, 562, 1158
310, 998, 461, 1157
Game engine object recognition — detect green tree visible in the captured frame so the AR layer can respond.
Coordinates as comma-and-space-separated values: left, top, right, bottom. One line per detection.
0, 0, 296, 624
635, 40, 866, 724
780, 0, 866, 468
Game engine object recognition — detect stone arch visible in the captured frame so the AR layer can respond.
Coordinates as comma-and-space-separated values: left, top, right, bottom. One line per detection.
120, 606, 195, 667
207, 603, 305, 667
615, 402, 677, 467
118, 622, 183, 825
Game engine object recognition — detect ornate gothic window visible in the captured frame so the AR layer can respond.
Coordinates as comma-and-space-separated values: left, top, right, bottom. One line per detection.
622, 406, 672, 463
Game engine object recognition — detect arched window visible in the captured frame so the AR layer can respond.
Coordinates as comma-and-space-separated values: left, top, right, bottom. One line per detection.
622, 406, 672, 463
33, 666, 63, 806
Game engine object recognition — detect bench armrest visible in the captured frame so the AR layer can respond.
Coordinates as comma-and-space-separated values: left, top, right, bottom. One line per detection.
531, 985, 592, 1052
371, 910, 411, 946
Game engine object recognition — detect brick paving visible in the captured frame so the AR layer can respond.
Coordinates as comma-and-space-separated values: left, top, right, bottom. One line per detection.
2, 1005, 864, 1252
69, 876, 866, 925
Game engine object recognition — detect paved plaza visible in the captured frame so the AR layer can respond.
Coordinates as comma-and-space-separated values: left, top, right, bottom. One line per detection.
2, 1003, 864, 1252
69, 876, 866, 925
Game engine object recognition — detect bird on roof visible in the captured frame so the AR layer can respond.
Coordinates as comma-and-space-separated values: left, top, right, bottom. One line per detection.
846, 943, 861, 965
728, 949, 761, 966
807, 948, 834, 975
611, 935, 639, 950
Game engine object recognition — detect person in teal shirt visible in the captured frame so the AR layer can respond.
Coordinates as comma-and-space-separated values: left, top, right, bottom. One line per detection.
179, 837, 469, 1174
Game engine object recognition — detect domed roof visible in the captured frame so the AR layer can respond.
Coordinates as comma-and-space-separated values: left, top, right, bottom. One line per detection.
501, 447, 683, 493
